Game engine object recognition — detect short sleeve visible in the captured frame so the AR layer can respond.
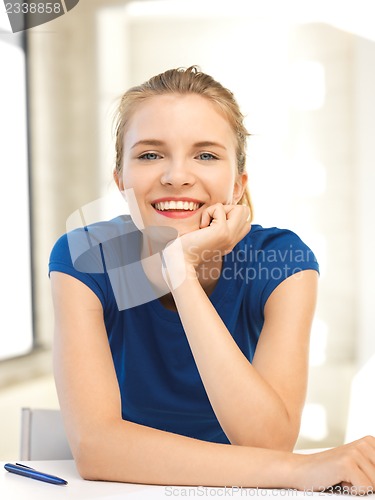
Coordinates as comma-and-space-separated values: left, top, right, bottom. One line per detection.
246, 226, 319, 316
49, 232, 108, 309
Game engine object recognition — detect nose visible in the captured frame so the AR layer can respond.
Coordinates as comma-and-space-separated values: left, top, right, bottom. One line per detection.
160, 158, 196, 187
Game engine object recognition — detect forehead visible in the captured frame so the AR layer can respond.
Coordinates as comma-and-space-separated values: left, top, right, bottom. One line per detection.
124, 94, 235, 147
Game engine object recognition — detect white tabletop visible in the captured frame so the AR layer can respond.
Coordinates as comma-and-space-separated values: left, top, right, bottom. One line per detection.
2, 460, 159, 500
1, 458, 346, 499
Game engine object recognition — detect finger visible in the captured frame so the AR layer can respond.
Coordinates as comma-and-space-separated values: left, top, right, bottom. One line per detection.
348, 436, 375, 490
225, 205, 251, 238
225, 204, 250, 223
201, 204, 247, 227
330, 482, 371, 496
340, 455, 375, 494
200, 203, 226, 228
356, 453, 375, 491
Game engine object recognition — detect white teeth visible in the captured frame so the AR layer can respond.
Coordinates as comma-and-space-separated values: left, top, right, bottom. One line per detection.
154, 201, 200, 211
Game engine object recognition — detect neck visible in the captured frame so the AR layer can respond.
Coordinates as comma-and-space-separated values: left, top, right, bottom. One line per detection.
140, 234, 223, 311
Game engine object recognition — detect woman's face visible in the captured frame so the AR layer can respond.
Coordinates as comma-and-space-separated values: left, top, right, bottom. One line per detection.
115, 94, 247, 234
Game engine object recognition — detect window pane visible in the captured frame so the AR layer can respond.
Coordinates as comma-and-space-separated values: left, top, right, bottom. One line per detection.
0, 22, 33, 360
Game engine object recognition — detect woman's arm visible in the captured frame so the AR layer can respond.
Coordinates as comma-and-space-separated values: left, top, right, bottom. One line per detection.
165, 261, 317, 450
51, 270, 294, 485
252, 269, 318, 447
161, 203, 317, 449
51, 271, 375, 492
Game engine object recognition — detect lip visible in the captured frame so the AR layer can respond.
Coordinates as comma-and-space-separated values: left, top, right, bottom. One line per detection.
150, 197, 204, 205
151, 197, 204, 219
153, 208, 201, 219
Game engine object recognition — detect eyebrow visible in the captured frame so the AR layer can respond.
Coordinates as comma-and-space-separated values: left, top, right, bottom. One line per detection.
131, 140, 165, 150
130, 139, 227, 150
193, 141, 227, 150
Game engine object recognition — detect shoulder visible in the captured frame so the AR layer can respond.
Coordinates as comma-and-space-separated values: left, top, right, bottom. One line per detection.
49, 215, 139, 308
233, 224, 319, 317
240, 224, 319, 270
49, 215, 138, 273
247, 224, 312, 248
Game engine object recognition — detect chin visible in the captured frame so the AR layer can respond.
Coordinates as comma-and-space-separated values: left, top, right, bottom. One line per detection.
137, 220, 197, 243
177, 225, 200, 236
175, 220, 201, 234
147, 215, 200, 232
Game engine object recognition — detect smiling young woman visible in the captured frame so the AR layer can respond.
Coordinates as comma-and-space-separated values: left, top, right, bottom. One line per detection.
49, 66, 375, 493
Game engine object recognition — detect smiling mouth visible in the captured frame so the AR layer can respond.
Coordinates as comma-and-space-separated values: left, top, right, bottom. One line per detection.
152, 201, 203, 212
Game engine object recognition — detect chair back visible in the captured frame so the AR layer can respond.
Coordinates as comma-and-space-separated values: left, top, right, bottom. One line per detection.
20, 407, 73, 460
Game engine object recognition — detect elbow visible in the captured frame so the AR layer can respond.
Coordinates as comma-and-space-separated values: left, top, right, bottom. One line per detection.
72, 419, 134, 482
264, 428, 299, 452
72, 437, 99, 480
233, 435, 297, 451
76, 457, 97, 481
269, 434, 298, 452
71, 431, 112, 481
231, 423, 300, 451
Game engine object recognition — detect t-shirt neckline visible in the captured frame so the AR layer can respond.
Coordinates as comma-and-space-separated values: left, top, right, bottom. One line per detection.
148, 250, 236, 322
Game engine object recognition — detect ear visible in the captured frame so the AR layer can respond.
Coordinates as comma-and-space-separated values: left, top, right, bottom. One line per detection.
113, 168, 124, 191
232, 172, 248, 204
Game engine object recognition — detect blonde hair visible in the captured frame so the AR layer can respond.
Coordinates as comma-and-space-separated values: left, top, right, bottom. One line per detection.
114, 66, 253, 220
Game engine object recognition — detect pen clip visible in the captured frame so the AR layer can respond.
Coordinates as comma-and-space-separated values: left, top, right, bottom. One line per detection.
15, 463, 35, 470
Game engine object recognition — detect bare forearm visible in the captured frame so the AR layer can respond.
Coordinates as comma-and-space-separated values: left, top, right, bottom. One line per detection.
77, 418, 299, 487
170, 275, 295, 449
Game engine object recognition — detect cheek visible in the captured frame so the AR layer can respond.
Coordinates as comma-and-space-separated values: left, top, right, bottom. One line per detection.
120, 185, 146, 230
119, 166, 135, 188
121, 165, 156, 191
214, 172, 237, 198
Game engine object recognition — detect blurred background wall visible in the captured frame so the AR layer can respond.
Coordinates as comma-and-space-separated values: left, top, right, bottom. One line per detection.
0, 0, 374, 459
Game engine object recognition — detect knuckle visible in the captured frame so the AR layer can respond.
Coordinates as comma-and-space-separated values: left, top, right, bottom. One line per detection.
354, 435, 373, 448
340, 453, 357, 470
357, 439, 369, 450
363, 435, 375, 443
351, 447, 363, 460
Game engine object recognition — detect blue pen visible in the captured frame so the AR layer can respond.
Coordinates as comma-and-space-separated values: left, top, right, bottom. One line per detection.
4, 462, 68, 485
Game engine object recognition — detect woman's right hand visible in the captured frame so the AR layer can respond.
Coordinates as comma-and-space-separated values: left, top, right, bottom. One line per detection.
160, 202, 250, 290
180, 202, 251, 268
294, 436, 375, 495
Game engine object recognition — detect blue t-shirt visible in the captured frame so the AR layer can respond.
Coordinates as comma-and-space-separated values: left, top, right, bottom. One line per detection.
49, 215, 319, 444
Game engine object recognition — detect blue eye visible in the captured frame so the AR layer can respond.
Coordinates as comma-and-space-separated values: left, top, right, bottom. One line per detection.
139, 152, 160, 160
198, 152, 217, 161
